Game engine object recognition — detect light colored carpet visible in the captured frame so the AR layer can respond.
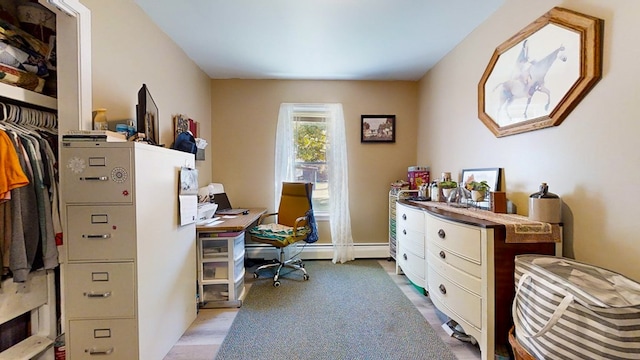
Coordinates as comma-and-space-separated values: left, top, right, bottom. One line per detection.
214, 259, 458, 360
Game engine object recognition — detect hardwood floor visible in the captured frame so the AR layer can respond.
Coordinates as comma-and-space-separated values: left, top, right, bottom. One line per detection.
163, 259, 481, 360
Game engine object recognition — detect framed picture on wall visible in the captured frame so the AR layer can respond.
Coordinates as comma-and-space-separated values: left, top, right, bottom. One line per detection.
361, 115, 395, 143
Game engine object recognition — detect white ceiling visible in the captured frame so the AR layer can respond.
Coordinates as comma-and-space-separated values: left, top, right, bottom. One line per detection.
134, 0, 504, 81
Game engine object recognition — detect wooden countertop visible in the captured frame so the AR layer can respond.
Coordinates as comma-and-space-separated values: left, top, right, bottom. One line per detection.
196, 208, 267, 232
398, 200, 561, 243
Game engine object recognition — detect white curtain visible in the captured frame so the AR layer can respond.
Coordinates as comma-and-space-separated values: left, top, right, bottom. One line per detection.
275, 103, 354, 263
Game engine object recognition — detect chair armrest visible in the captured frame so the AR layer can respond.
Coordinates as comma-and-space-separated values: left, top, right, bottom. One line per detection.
257, 212, 278, 225
292, 215, 308, 235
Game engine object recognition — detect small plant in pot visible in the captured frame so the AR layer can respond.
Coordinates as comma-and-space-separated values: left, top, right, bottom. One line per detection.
439, 180, 458, 198
467, 180, 490, 201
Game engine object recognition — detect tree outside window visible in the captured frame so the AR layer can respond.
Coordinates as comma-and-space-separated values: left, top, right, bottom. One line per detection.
294, 116, 328, 213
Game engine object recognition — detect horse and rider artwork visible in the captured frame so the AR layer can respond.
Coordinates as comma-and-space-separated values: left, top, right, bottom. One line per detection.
483, 23, 580, 127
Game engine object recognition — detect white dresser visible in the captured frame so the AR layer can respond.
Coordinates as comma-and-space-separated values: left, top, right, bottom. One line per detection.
395, 202, 427, 294
397, 200, 561, 360
61, 142, 196, 360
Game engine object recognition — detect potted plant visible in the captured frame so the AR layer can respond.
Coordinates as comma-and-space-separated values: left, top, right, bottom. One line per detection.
466, 180, 490, 201
439, 180, 458, 198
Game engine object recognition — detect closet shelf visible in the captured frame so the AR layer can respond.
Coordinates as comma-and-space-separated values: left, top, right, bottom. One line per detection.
0, 82, 57, 111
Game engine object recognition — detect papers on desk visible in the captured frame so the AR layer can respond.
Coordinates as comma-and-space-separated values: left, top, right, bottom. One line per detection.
196, 218, 224, 226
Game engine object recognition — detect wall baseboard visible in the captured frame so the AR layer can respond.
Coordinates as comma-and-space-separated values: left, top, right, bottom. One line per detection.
245, 242, 390, 261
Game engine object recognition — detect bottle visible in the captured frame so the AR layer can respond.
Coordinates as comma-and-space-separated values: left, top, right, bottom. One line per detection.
92, 108, 108, 130
430, 181, 439, 202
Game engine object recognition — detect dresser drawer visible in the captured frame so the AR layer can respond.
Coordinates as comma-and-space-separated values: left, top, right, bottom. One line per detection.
66, 262, 135, 319
67, 205, 136, 261
397, 228, 425, 258
396, 204, 424, 232
68, 318, 138, 359
397, 245, 426, 286
428, 266, 482, 329
426, 215, 481, 263
427, 243, 481, 294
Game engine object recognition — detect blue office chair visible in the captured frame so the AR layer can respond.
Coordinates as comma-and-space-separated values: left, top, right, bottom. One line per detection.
249, 182, 317, 287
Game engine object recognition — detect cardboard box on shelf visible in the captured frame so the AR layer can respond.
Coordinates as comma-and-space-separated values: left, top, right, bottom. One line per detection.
407, 166, 430, 190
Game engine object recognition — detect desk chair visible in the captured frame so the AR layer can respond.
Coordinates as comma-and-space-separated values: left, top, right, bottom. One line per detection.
249, 182, 317, 287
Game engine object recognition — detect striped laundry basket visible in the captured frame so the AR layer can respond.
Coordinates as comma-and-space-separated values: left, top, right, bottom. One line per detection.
513, 255, 640, 360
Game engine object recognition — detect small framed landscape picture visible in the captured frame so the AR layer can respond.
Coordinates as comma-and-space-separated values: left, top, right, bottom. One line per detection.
361, 115, 395, 143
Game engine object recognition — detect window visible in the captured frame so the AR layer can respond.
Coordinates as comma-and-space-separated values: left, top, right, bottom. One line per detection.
293, 112, 329, 213
276, 103, 354, 262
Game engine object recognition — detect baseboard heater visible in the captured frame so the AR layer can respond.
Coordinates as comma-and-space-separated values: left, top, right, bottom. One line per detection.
245, 242, 389, 260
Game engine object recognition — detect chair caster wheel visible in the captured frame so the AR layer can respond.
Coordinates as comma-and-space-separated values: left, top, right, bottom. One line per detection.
303, 274, 309, 281
273, 281, 281, 287
253, 273, 259, 278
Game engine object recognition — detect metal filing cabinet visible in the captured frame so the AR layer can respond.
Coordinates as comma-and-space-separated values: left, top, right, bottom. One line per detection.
61, 141, 196, 360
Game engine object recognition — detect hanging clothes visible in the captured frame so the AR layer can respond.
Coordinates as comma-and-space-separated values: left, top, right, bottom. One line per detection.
0, 103, 59, 282
0, 130, 29, 200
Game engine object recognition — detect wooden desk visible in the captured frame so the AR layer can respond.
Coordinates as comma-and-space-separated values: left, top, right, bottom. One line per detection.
196, 208, 267, 232
196, 208, 266, 308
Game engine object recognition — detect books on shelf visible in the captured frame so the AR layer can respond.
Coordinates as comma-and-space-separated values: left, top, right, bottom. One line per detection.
63, 130, 127, 142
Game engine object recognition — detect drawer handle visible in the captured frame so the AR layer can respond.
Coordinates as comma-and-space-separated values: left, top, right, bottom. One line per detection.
439, 284, 447, 295
84, 291, 112, 298
403, 253, 408, 261
438, 229, 446, 239
402, 214, 407, 220
439, 250, 446, 259
403, 229, 406, 235
83, 234, 112, 239
79, 176, 109, 181
87, 347, 114, 355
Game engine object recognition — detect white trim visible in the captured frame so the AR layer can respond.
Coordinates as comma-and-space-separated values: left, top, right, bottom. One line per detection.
245, 242, 389, 261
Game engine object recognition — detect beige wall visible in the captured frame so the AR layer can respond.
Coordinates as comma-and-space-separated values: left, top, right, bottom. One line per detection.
211, 80, 418, 244
418, 0, 640, 280
80, 0, 213, 186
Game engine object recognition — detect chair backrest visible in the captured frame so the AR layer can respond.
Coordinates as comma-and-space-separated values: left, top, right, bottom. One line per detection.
277, 182, 313, 227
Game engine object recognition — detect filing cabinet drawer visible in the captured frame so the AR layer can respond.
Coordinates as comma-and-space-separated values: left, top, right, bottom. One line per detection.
68, 318, 138, 359
67, 205, 136, 261
396, 205, 424, 232
62, 145, 133, 204
426, 215, 481, 263
66, 262, 135, 319
428, 266, 481, 329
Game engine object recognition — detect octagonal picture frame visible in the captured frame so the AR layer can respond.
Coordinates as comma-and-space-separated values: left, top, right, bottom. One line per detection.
478, 7, 603, 137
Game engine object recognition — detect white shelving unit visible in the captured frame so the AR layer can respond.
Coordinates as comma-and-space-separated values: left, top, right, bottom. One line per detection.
388, 189, 417, 261
197, 231, 246, 308
0, 82, 57, 110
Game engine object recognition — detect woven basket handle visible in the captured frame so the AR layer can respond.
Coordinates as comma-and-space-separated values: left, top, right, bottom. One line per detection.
513, 273, 574, 338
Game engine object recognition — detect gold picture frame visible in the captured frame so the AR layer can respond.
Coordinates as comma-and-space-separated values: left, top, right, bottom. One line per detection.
478, 7, 603, 137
